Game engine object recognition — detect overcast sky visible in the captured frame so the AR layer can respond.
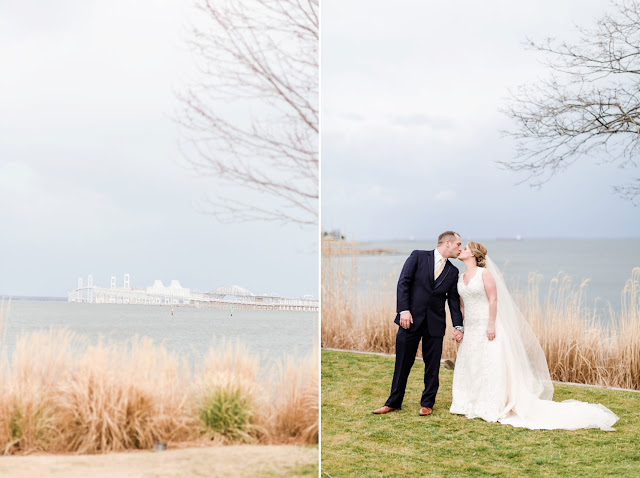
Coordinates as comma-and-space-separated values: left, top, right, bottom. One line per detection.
0, 1, 317, 297
321, 0, 640, 241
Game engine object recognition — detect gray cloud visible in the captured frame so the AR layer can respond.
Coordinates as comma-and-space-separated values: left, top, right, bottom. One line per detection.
340, 112, 365, 122
390, 114, 454, 130
321, 0, 638, 241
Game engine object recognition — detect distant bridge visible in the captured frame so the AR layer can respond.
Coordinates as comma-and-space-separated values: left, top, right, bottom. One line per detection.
68, 276, 318, 312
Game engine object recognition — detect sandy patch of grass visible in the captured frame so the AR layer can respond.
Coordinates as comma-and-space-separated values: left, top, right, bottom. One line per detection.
0, 444, 318, 478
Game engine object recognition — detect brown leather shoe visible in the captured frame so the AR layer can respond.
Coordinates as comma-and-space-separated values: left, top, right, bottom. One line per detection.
419, 407, 433, 416
372, 406, 397, 414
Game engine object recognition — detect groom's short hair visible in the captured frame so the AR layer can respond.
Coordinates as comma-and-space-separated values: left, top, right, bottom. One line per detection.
438, 231, 459, 245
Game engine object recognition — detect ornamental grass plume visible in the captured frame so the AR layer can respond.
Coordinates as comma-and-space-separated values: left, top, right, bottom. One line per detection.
193, 337, 263, 443
0, 328, 74, 454
52, 336, 194, 453
262, 348, 319, 444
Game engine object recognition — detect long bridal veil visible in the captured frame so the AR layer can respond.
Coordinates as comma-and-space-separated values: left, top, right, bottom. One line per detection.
485, 256, 554, 402
485, 256, 619, 431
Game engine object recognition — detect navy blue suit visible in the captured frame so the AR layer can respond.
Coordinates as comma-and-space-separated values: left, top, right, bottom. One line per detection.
385, 249, 463, 409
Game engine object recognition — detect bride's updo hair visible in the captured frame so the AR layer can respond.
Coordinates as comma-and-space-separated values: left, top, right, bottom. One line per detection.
468, 242, 487, 267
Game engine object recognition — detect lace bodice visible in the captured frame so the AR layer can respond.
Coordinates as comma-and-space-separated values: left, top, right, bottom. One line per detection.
458, 267, 489, 329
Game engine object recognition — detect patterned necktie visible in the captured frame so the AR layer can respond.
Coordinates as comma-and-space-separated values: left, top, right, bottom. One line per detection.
435, 257, 446, 279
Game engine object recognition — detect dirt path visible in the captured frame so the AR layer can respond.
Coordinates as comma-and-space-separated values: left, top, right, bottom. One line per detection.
0, 444, 318, 478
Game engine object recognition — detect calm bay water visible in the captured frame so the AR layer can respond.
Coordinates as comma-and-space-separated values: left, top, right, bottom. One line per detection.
355, 239, 640, 317
2, 301, 316, 368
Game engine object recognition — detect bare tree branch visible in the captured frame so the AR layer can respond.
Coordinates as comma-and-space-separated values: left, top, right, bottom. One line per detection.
177, 0, 318, 224
502, 0, 640, 202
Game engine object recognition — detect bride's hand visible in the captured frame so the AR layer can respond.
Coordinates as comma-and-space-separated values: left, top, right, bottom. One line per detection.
486, 324, 496, 341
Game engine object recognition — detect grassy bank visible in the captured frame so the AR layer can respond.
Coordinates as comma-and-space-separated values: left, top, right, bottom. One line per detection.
321, 350, 640, 477
321, 238, 640, 390
0, 314, 318, 454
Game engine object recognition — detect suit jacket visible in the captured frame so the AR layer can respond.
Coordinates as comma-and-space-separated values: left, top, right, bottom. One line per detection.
394, 249, 463, 336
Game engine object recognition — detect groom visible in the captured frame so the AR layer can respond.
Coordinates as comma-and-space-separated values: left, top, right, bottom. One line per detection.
373, 231, 464, 416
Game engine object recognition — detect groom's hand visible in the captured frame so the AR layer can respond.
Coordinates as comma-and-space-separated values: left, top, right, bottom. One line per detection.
400, 311, 413, 329
452, 330, 463, 342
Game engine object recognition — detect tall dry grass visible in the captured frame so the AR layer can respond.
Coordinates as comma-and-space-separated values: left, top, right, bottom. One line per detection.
321, 237, 640, 390
522, 269, 640, 390
0, 304, 318, 454
194, 338, 262, 443
263, 352, 319, 444
321, 239, 400, 354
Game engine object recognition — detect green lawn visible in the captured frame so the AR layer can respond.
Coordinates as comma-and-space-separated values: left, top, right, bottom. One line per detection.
321, 350, 640, 477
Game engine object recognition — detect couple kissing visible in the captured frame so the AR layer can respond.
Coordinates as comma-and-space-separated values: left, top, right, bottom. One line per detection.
373, 231, 618, 431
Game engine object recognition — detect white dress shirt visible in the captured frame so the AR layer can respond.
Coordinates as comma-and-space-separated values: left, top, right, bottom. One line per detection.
433, 249, 444, 271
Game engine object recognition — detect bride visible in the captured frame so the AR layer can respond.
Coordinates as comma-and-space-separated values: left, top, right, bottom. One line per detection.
449, 242, 619, 431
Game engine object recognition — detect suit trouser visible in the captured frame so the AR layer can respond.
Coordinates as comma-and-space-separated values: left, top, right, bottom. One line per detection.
385, 319, 443, 409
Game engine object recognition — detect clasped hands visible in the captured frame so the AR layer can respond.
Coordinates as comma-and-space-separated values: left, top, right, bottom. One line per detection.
453, 327, 496, 342
400, 312, 466, 343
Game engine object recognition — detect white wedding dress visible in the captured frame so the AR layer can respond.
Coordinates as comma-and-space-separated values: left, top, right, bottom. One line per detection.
450, 260, 619, 431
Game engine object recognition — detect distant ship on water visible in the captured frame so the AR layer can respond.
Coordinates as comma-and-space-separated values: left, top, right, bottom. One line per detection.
496, 235, 523, 241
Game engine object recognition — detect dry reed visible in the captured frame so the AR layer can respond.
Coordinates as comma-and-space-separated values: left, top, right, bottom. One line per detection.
0, 306, 318, 454
321, 236, 640, 390
262, 350, 319, 444
321, 239, 400, 355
